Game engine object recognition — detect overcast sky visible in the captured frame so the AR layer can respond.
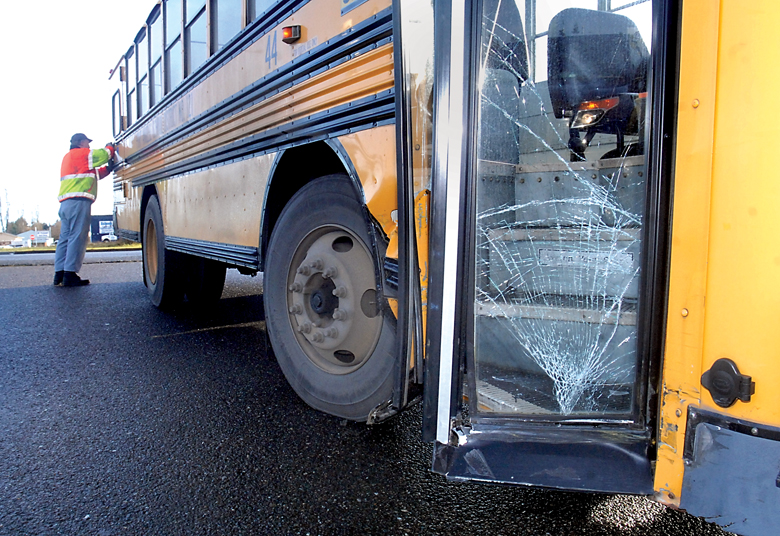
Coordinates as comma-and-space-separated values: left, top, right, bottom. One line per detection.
0, 0, 156, 227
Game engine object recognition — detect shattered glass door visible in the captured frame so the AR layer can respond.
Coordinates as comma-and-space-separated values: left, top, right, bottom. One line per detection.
473, 0, 652, 417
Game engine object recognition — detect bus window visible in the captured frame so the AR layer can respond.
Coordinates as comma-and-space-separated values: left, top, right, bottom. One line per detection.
167, 39, 184, 91
250, 0, 275, 21
112, 90, 122, 137
150, 13, 163, 106
151, 13, 163, 64
186, 0, 206, 24
125, 48, 136, 126
139, 76, 150, 117
186, 6, 209, 75
214, 0, 242, 51
166, 0, 182, 43
137, 29, 149, 116
165, 0, 184, 92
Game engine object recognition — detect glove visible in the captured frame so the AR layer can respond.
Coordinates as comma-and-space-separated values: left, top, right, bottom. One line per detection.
106, 161, 117, 174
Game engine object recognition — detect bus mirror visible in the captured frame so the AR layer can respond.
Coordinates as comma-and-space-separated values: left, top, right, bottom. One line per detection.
547, 8, 648, 119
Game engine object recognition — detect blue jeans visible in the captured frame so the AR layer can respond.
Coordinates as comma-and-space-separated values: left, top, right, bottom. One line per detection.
54, 198, 92, 273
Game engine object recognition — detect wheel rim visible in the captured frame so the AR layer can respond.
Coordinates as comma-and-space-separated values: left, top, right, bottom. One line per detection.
287, 225, 383, 375
145, 218, 158, 285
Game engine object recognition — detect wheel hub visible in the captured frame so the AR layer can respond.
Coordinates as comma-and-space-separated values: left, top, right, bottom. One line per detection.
287, 227, 383, 374
309, 278, 338, 315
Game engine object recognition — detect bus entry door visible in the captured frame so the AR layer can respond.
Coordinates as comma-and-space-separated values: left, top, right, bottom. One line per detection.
424, 0, 665, 494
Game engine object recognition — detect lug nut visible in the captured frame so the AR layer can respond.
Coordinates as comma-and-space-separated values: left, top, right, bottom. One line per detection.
333, 308, 347, 321
297, 265, 311, 276
310, 258, 324, 271
323, 266, 338, 278
312, 331, 325, 343
297, 322, 312, 334
289, 304, 303, 315
332, 286, 348, 298
324, 327, 339, 338
289, 282, 303, 293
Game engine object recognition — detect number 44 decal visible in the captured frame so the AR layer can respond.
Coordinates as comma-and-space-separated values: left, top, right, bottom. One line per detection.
265, 30, 278, 69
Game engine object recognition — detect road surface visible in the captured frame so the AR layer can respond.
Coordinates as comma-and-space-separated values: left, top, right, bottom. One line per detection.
0, 261, 730, 535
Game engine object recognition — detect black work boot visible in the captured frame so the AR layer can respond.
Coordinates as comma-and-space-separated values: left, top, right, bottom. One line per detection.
53, 271, 65, 286
62, 272, 90, 287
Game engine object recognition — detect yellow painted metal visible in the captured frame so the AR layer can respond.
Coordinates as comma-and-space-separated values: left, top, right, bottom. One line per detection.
162, 154, 274, 247
114, 177, 140, 234
701, 2, 780, 424
122, 43, 394, 184
655, 0, 780, 503
338, 125, 398, 242
653, 0, 720, 505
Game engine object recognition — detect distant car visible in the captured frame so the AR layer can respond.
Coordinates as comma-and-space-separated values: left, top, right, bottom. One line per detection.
101, 234, 118, 242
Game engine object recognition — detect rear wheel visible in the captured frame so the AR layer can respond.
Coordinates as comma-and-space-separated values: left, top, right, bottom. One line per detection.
181, 255, 226, 305
143, 196, 183, 309
264, 175, 395, 421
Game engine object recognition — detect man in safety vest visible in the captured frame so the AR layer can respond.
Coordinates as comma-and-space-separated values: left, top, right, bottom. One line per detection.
53, 133, 116, 287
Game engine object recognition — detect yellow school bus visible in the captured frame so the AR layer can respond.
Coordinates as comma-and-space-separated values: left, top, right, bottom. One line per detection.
108, 1, 779, 533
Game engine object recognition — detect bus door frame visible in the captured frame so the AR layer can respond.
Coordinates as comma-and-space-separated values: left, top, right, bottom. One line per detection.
422, 0, 680, 494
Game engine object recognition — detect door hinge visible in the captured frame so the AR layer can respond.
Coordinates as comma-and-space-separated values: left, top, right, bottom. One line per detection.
701, 358, 755, 408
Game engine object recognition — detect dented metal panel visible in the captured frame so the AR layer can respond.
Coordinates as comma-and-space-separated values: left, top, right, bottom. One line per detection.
681, 411, 780, 536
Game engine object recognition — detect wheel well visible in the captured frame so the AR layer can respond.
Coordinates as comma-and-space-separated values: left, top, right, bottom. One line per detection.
261, 142, 354, 270
139, 185, 159, 244
139, 185, 159, 286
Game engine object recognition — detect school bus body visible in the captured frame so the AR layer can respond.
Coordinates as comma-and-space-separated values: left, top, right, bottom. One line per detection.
108, 1, 780, 533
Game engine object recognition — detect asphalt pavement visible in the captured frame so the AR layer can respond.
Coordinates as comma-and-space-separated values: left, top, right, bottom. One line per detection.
0, 259, 731, 535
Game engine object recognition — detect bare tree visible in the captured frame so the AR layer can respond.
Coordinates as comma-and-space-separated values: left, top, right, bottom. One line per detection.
51, 219, 61, 240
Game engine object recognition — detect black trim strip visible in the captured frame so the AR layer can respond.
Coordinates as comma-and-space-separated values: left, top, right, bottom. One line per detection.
165, 236, 259, 269
383, 257, 399, 292
118, 229, 140, 242
132, 91, 395, 188
123, 8, 393, 167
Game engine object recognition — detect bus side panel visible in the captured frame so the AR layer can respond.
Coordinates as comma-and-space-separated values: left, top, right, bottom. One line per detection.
115, 180, 142, 238
660, 1, 780, 532
161, 154, 273, 248
338, 125, 398, 247
699, 0, 780, 434
653, 0, 720, 505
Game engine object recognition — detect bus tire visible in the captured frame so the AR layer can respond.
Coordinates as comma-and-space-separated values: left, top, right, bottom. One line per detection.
264, 175, 395, 421
183, 255, 226, 305
143, 196, 184, 309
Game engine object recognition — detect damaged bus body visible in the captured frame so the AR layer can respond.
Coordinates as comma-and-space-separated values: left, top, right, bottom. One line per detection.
108, 0, 779, 533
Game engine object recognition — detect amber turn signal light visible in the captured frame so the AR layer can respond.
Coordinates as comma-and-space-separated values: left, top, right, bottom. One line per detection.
282, 26, 301, 44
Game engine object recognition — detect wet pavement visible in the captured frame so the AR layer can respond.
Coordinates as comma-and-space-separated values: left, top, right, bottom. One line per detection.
0, 262, 731, 535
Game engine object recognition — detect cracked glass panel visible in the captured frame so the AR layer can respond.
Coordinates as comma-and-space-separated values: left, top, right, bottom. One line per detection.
473, 0, 651, 417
